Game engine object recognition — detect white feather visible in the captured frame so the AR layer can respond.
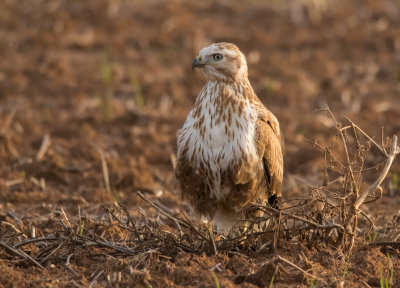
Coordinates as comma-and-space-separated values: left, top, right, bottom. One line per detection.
177, 81, 259, 201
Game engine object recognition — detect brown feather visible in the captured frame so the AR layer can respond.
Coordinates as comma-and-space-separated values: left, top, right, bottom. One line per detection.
255, 109, 284, 204
175, 42, 283, 234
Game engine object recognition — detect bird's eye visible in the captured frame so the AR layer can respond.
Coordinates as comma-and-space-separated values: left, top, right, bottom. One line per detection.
213, 54, 223, 61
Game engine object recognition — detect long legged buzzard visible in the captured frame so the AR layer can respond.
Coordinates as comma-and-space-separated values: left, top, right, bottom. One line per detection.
175, 43, 283, 235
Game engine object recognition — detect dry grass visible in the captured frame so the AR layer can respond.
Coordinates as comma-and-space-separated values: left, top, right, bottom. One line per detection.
1, 108, 399, 287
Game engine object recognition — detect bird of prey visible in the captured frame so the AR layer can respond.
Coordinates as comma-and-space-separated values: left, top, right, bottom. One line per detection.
175, 43, 283, 235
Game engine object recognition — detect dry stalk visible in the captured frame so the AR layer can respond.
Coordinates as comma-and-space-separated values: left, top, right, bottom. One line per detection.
0, 241, 46, 269
251, 203, 344, 231
60, 207, 72, 228
366, 241, 400, 247
39, 242, 63, 264
89, 270, 104, 288
91, 142, 111, 193
0, 109, 16, 137
64, 254, 79, 276
346, 118, 388, 156
276, 255, 323, 281
36, 133, 51, 161
1, 221, 25, 235
136, 191, 208, 242
15, 236, 58, 248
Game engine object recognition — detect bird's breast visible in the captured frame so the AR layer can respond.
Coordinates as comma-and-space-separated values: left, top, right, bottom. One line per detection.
177, 97, 260, 199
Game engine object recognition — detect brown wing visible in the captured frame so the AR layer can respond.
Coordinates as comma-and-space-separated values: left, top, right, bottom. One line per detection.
223, 106, 283, 212
254, 108, 283, 207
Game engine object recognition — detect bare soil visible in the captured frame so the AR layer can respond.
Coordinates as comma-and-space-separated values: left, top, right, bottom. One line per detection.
1, 0, 400, 287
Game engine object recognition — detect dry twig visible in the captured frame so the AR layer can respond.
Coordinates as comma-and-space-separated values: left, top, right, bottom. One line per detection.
0, 241, 46, 269
136, 191, 207, 242
276, 255, 322, 281
64, 254, 79, 276
366, 241, 400, 247
91, 143, 111, 193
36, 133, 51, 161
0, 109, 16, 137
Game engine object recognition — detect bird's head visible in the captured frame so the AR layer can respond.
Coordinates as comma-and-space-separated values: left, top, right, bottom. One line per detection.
192, 43, 248, 82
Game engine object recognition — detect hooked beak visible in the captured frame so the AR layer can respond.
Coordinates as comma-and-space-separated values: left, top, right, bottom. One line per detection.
192, 55, 205, 70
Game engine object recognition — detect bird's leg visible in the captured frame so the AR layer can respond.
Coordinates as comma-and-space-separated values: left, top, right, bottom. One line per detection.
207, 220, 214, 235
206, 220, 218, 254
237, 221, 249, 246
207, 220, 222, 241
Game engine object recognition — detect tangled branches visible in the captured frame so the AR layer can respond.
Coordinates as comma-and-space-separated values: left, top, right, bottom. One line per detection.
297, 107, 400, 253
0, 108, 398, 286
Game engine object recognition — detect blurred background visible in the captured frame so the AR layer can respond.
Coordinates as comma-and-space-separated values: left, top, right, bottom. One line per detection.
1, 0, 400, 219
1, 0, 400, 286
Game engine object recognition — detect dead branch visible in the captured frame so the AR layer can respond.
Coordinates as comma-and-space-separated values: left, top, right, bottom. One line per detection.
251, 203, 344, 231
39, 242, 63, 264
118, 203, 145, 251
0, 241, 46, 269
64, 254, 80, 277
137, 191, 184, 228
346, 118, 388, 156
14, 236, 58, 248
276, 255, 322, 281
89, 270, 104, 288
305, 138, 345, 169
74, 235, 138, 255
354, 135, 399, 210
365, 241, 400, 247
136, 191, 208, 241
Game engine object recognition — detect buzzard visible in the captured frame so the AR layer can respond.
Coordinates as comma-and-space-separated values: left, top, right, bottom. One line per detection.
175, 43, 283, 235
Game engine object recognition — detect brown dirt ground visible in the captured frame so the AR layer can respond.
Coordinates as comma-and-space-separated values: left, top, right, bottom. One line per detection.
1, 0, 400, 287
